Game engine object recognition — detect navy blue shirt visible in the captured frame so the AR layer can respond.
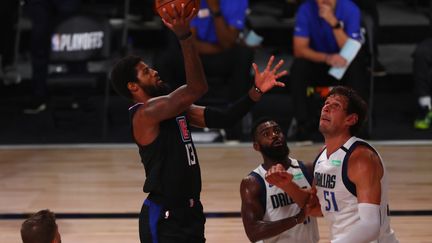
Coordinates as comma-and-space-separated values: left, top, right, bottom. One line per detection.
294, 0, 362, 53
191, 0, 248, 44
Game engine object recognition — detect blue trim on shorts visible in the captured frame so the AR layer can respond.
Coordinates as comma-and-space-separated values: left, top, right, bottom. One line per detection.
144, 199, 163, 243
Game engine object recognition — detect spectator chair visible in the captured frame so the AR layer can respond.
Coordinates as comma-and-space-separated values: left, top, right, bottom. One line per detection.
47, 15, 114, 139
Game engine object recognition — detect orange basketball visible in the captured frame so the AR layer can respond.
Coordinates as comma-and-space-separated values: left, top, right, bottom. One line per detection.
155, 0, 200, 19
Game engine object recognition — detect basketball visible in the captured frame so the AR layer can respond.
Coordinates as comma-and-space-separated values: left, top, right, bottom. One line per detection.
155, 0, 200, 18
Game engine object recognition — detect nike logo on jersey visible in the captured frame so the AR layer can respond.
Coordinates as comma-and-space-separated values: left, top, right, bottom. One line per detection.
316, 160, 324, 165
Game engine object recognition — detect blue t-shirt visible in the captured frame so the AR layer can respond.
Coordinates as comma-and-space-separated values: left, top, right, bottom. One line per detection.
191, 0, 248, 44
294, 0, 361, 53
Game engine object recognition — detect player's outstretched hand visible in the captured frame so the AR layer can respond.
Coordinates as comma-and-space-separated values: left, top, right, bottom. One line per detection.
252, 55, 287, 93
265, 163, 293, 188
160, 3, 197, 39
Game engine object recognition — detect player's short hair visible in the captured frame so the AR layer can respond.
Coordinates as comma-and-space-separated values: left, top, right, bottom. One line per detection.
251, 117, 277, 141
327, 86, 368, 136
110, 55, 143, 100
21, 209, 58, 243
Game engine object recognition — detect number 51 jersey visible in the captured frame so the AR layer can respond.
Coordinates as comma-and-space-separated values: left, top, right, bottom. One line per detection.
314, 137, 398, 243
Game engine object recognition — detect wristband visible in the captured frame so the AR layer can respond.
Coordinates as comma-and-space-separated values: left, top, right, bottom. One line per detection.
178, 31, 192, 40
253, 84, 263, 94
332, 20, 344, 29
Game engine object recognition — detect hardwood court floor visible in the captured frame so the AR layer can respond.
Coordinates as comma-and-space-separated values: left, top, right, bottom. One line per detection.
1, 143, 432, 242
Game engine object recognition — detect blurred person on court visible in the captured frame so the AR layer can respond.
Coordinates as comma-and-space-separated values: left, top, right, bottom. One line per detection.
21, 209, 61, 243
240, 117, 319, 242
110, 4, 287, 242
23, 0, 81, 114
412, 38, 432, 130
153, 0, 253, 140
290, 0, 369, 140
266, 86, 399, 243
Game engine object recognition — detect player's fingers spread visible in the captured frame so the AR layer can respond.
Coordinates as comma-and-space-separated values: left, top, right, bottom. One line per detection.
275, 81, 285, 87
171, 4, 179, 19
161, 18, 173, 28
272, 59, 285, 72
265, 55, 275, 71
161, 8, 173, 23
186, 8, 197, 20
180, 3, 185, 18
276, 70, 288, 79
252, 63, 259, 74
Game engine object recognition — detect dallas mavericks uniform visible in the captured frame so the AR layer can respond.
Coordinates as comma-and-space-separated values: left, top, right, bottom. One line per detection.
251, 158, 319, 243
314, 137, 398, 243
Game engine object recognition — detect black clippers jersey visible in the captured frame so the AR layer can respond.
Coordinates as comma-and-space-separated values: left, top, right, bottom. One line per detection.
129, 103, 202, 204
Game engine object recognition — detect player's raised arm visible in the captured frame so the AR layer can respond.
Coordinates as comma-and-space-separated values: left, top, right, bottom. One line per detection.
186, 56, 287, 128
139, 4, 207, 123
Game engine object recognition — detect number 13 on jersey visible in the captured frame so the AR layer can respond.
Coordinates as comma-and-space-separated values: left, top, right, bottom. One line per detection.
185, 143, 197, 166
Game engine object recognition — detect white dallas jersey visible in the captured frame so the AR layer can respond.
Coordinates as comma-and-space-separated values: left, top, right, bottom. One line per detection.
252, 158, 319, 243
314, 137, 398, 243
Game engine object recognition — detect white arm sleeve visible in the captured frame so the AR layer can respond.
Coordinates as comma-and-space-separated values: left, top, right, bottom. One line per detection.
332, 203, 381, 243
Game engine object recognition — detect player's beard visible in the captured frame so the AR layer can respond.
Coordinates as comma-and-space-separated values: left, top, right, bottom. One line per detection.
260, 142, 290, 161
143, 82, 170, 97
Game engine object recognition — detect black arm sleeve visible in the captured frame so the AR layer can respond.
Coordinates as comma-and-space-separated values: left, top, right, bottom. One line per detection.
204, 94, 256, 128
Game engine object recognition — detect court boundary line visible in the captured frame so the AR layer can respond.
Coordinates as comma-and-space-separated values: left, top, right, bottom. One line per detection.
1, 210, 432, 220
1, 140, 432, 150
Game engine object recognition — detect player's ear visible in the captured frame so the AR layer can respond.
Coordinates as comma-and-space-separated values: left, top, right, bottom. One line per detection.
346, 113, 358, 126
127, 82, 138, 92
253, 142, 260, 152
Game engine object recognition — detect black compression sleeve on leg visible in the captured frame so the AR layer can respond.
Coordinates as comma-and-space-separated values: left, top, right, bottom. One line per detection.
204, 95, 256, 128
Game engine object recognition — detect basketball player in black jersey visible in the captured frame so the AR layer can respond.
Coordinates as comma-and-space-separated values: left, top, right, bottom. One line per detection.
110, 5, 287, 243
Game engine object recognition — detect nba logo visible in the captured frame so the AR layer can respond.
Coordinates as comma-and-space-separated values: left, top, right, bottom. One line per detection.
51, 34, 60, 51
176, 116, 191, 142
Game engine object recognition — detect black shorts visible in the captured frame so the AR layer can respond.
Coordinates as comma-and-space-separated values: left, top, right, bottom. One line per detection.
139, 198, 206, 243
